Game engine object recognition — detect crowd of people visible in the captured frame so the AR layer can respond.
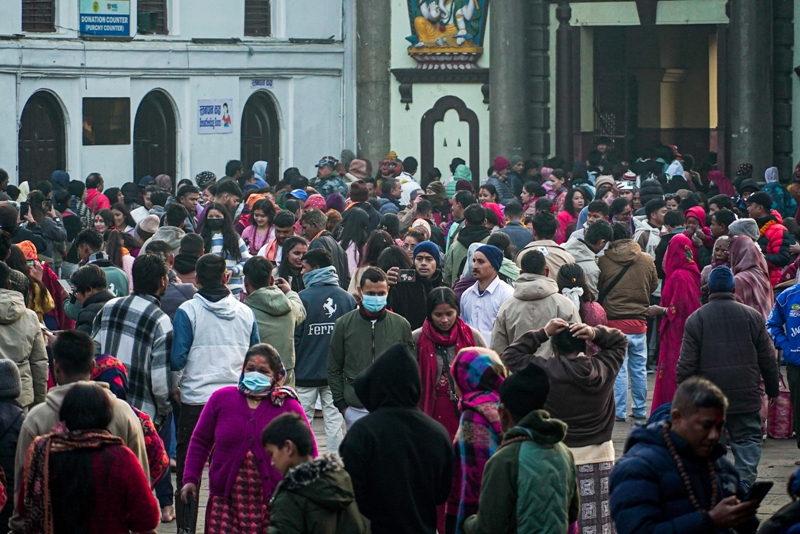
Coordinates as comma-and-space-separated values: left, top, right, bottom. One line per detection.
2, 141, 800, 533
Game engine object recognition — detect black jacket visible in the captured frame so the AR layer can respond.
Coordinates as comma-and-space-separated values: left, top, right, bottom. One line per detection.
0, 400, 24, 527
75, 290, 115, 334
340, 343, 454, 534
387, 269, 445, 331
309, 232, 351, 289
677, 293, 780, 414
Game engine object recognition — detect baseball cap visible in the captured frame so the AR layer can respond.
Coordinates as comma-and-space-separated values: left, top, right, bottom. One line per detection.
289, 189, 309, 200
316, 156, 337, 169
745, 191, 772, 211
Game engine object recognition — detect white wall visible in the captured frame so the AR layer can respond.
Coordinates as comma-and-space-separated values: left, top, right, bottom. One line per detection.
389, 0, 491, 175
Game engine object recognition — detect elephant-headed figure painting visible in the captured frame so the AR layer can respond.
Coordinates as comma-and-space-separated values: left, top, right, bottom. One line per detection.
405, 0, 489, 67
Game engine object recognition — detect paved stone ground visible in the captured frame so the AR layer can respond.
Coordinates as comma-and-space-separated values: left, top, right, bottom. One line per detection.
159, 375, 799, 533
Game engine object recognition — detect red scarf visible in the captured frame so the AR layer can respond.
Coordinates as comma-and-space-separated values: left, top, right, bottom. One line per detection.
417, 317, 475, 415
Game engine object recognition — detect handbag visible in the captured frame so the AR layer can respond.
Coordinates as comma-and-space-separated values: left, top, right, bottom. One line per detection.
177, 493, 197, 534
768, 373, 794, 439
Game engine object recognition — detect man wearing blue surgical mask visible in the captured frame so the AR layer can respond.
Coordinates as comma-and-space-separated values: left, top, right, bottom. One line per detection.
328, 266, 414, 429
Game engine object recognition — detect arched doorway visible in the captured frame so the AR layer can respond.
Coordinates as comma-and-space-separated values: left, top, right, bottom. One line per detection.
18, 91, 66, 185
133, 90, 177, 187
241, 91, 280, 186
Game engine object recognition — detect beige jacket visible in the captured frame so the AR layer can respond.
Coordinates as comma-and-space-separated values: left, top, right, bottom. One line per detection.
0, 288, 48, 408
516, 240, 576, 281
491, 273, 581, 357
10, 381, 148, 533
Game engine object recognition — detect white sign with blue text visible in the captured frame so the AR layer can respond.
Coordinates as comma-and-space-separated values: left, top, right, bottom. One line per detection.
198, 99, 234, 135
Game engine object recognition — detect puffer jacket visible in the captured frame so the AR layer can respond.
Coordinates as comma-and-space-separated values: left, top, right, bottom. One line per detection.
491, 273, 580, 359
610, 420, 753, 534
0, 400, 23, 528
755, 214, 794, 286
328, 308, 414, 410
463, 410, 579, 534
0, 289, 48, 408
245, 285, 306, 373
597, 239, 658, 321
563, 238, 601, 297
267, 454, 368, 534
74, 289, 115, 334
678, 292, 779, 415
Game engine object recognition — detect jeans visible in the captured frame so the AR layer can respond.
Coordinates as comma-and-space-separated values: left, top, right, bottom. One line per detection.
344, 406, 369, 430
721, 411, 763, 487
614, 333, 648, 419
154, 413, 174, 507
787, 365, 800, 449
297, 386, 344, 453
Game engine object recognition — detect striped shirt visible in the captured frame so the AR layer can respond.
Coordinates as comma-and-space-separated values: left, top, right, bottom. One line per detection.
209, 232, 251, 295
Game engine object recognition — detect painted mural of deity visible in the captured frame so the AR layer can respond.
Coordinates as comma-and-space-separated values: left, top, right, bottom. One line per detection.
406, 0, 487, 57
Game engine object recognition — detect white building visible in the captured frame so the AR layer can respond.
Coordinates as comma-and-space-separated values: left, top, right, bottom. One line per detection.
0, 0, 356, 188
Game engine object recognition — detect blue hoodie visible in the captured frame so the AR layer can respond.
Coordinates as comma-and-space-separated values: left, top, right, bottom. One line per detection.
611, 421, 750, 534
768, 284, 800, 366
294, 266, 356, 387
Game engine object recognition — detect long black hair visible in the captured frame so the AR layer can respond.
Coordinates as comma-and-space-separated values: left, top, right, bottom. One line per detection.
51, 383, 114, 534
104, 230, 142, 269
360, 230, 393, 268
379, 214, 401, 239
377, 245, 412, 272
564, 187, 591, 217
201, 202, 242, 262
339, 207, 369, 259
276, 236, 309, 279
556, 263, 594, 302
112, 202, 137, 230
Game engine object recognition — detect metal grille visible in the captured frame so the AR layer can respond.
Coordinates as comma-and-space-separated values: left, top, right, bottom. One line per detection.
138, 0, 168, 34
245, 0, 271, 37
22, 0, 55, 32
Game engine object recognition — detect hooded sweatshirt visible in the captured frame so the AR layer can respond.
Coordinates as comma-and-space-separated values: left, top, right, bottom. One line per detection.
295, 266, 357, 387
340, 343, 454, 534
0, 289, 48, 408
490, 274, 580, 358
171, 289, 260, 405
267, 453, 368, 534
245, 285, 306, 375
563, 238, 601, 297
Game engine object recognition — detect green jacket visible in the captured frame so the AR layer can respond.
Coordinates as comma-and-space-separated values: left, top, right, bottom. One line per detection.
245, 286, 307, 372
268, 453, 369, 534
464, 410, 579, 534
328, 308, 413, 410
65, 262, 130, 320
444, 235, 489, 286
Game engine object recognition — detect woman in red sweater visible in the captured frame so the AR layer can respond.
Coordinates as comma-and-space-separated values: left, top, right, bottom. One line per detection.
555, 187, 590, 244
19, 383, 159, 534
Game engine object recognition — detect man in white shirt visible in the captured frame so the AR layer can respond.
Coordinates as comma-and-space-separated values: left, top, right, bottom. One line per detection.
460, 245, 514, 345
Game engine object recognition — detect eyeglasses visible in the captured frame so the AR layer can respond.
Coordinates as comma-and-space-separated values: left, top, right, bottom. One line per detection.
616, 210, 633, 219
664, 193, 679, 200
402, 243, 415, 250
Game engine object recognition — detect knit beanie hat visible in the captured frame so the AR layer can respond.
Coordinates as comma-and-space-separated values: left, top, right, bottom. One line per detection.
0, 360, 21, 400
455, 179, 475, 193
708, 266, 735, 293
638, 178, 665, 205
500, 362, 550, 418
195, 171, 216, 189
494, 157, 511, 173
729, 218, 760, 241
326, 193, 346, 213
594, 175, 615, 190
413, 241, 441, 268
348, 159, 368, 180
18, 240, 38, 261
510, 155, 524, 167
476, 245, 503, 272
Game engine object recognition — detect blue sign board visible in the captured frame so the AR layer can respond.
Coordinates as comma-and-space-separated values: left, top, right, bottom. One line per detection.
80, 0, 131, 37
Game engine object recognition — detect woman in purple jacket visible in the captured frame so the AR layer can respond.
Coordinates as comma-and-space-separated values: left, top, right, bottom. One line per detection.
180, 343, 316, 533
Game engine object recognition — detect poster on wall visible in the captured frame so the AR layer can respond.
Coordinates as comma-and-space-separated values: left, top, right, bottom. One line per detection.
198, 99, 234, 135
79, 0, 130, 37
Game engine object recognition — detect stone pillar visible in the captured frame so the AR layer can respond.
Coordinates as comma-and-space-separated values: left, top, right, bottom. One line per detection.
773, 0, 793, 182
555, 1, 573, 164
490, 0, 528, 159
527, 0, 551, 162
728, 0, 773, 175
356, 0, 391, 166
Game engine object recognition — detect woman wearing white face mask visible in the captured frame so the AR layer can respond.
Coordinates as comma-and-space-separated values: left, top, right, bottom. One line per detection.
180, 344, 315, 533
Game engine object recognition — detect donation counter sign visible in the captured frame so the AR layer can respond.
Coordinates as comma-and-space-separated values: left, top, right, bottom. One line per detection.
198, 99, 234, 135
80, 0, 130, 37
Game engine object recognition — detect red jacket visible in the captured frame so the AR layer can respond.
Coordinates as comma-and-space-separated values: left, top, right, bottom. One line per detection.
756, 212, 793, 286
85, 188, 111, 214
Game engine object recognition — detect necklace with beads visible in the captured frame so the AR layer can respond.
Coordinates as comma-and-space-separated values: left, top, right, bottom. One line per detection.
662, 422, 719, 513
